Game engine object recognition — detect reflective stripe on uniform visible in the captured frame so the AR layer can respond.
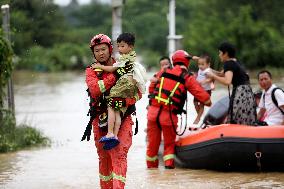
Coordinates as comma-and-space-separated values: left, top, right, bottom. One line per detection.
155, 77, 180, 105
99, 173, 113, 182
163, 154, 175, 161
157, 77, 165, 103
146, 155, 158, 162
112, 172, 126, 183
98, 80, 106, 93
99, 172, 126, 183
154, 96, 171, 104
170, 82, 180, 98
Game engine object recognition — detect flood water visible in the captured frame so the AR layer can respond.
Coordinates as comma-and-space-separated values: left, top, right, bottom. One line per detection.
0, 71, 284, 189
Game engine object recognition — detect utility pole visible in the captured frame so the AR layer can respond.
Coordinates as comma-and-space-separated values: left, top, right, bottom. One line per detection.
168, 0, 183, 58
111, 0, 123, 58
1, 4, 15, 115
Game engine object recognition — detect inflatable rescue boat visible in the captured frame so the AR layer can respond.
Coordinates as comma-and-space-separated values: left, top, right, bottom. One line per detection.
175, 124, 284, 170
175, 96, 284, 170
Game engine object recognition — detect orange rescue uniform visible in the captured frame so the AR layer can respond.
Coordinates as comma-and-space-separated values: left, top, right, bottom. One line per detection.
86, 66, 141, 189
146, 65, 210, 168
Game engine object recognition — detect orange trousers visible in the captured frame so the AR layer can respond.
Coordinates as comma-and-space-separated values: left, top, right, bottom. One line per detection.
146, 106, 177, 168
93, 115, 133, 189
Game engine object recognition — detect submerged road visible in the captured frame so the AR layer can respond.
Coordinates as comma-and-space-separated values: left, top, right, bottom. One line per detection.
0, 71, 284, 189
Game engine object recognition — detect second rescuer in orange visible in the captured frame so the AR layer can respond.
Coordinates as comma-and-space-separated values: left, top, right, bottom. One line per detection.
146, 50, 212, 169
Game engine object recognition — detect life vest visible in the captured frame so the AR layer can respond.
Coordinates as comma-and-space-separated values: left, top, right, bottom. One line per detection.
148, 70, 167, 106
151, 68, 188, 114
81, 85, 109, 141
82, 68, 138, 141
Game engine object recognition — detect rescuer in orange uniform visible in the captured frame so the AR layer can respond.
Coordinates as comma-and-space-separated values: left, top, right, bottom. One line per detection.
83, 34, 141, 188
146, 50, 212, 169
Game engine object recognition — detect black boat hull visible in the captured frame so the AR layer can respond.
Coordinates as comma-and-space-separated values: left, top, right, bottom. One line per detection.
176, 137, 284, 171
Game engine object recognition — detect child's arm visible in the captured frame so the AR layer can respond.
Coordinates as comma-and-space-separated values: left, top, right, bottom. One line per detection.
199, 77, 213, 85
150, 75, 158, 83
92, 63, 118, 73
192, 56, 200, 61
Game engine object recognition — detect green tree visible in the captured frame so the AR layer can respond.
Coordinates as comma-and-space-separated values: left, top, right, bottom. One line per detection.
0, 33, 13, 125
3, 0, 67, 54
2, 0, 284, 71
0, 36, 13, 110
182, 0, 284, 69
67, 2, 111, 28
123, 0, 169, 55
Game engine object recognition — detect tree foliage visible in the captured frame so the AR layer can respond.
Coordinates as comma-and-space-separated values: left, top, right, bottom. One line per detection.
182, 0, 284, 69
123, 0, 169, 55
1, 0, 67, 55
66, 2, 111, 28
1, 0, 283, 70
17, 43, 91, 72
0, 35, 13, 107
60, 1, 113, 46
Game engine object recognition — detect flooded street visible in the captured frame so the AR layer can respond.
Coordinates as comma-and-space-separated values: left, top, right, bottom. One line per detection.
0, 71, 284, 189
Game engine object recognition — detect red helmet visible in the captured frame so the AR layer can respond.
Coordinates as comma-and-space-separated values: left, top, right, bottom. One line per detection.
89, 34, 113, 54
172, 50, 191, 67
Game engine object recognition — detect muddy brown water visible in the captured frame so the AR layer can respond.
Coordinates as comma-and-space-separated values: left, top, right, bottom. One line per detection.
0, 71, 284, 189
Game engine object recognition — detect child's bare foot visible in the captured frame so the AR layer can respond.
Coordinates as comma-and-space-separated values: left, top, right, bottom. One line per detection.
105, 133, 115, 139
99, 133, 115, 143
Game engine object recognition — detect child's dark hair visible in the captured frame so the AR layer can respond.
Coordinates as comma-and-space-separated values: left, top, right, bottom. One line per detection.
218, 42, 236, 58
159, 56, 172, 68
200, 54, 211, 64
117, 33, 135, 46
159, 56, 170, 63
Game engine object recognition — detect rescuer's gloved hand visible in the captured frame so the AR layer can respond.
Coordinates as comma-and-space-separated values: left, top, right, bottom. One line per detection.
107, 97, 126, 110
114, 61, 134, 79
